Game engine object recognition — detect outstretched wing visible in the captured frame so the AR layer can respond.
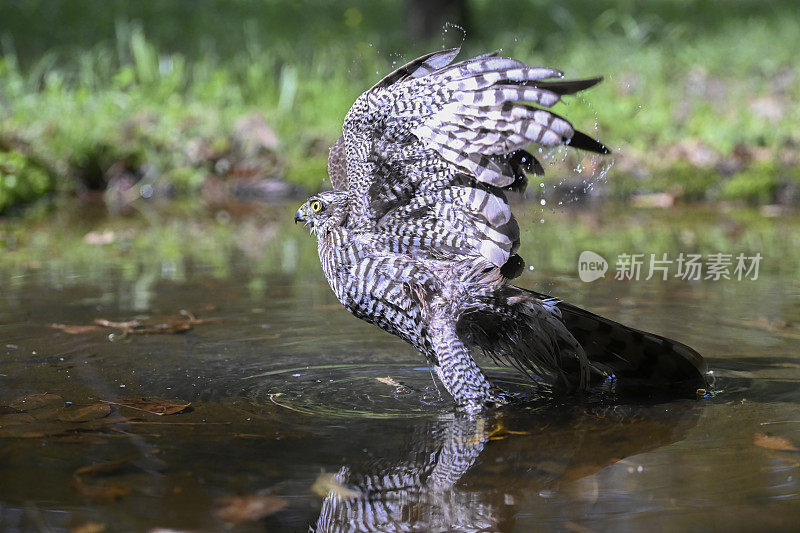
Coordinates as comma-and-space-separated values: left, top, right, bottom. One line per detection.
331, 48, 608, 269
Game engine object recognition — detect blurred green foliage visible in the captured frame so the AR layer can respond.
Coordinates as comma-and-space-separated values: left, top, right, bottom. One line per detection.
0, 150, 53, 213
0, 0, 798, 211
1, 200, 798, 299
720, 162, 780, 204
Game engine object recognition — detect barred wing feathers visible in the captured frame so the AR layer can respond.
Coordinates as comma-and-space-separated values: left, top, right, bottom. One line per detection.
333, 48, 607, 269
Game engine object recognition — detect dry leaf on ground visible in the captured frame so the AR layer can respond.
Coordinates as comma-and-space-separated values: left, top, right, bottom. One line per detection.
83, 230, 116, 245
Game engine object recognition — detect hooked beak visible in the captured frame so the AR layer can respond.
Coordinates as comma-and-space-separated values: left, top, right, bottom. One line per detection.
294, 207, 305, 224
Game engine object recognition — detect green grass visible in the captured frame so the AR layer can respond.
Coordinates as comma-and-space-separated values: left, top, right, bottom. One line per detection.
0, 1, 798, 212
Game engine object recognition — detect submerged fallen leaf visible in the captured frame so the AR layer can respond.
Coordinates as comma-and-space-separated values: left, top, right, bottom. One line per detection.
58, 404, 112, 422
72, 476, 131, 502
0, 395, 126, 438
74, 457, 135, 477
213, 494, 288, 523
72, 457, 142, 501
9, 393, 64, 411
754, 433, 798, 451
99, 397, 190, 416
311, 472, 361, 499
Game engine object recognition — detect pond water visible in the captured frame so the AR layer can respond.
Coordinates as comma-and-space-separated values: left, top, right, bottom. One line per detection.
1, 199, 799, 531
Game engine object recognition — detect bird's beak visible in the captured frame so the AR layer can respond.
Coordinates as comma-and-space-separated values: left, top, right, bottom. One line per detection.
294, 206, 306, 224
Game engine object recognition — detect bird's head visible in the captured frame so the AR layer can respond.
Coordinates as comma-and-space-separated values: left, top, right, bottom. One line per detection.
294, 191, 348, 236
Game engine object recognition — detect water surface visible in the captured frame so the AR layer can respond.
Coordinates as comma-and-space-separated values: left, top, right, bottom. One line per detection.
1, 199, 799, 531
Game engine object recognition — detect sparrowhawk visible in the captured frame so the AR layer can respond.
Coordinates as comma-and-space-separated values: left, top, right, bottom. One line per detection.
294, 48, 709, 411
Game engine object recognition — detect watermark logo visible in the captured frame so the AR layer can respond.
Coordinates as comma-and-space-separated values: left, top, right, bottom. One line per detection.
578, 250, 608, 282
578, 251, 762, 282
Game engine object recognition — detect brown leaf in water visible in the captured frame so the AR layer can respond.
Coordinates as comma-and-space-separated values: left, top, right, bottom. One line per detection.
9, 393, 64, 411
100, 397, 190, 416
72, 457, 135, 501
74, 457, 134, 477
93, 318, 141, 329
375, 376, 401, 387
58, 403, 112, 422
213, 494, 288, 523
754, 433, 798, 452
50, 323, 104, 334
52, 308, 225, 339
0, 397, 125, 438
72, 476, 131, 502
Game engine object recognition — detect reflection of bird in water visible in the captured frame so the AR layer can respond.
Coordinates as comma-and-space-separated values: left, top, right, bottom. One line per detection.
312, 401, 703, 531
294, 48, 710, 411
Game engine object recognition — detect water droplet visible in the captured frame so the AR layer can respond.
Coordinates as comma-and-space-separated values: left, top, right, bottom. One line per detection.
540, 199, 546, 206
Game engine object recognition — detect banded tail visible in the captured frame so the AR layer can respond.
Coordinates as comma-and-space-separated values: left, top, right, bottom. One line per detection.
457, 287, 710, 396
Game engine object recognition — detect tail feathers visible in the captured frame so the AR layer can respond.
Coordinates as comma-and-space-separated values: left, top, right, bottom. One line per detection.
458, 287, 710, 396
547, 296, 710, 394
457, 288, 592, 391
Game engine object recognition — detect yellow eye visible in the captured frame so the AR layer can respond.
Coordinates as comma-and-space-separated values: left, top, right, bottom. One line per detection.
310, 199, 323, 213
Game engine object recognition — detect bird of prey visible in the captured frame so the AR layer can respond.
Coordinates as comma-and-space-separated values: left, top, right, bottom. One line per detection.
294, 48, 709, 411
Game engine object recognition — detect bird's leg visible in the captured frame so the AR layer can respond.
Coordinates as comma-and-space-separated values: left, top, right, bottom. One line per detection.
428, 319, 497, 411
